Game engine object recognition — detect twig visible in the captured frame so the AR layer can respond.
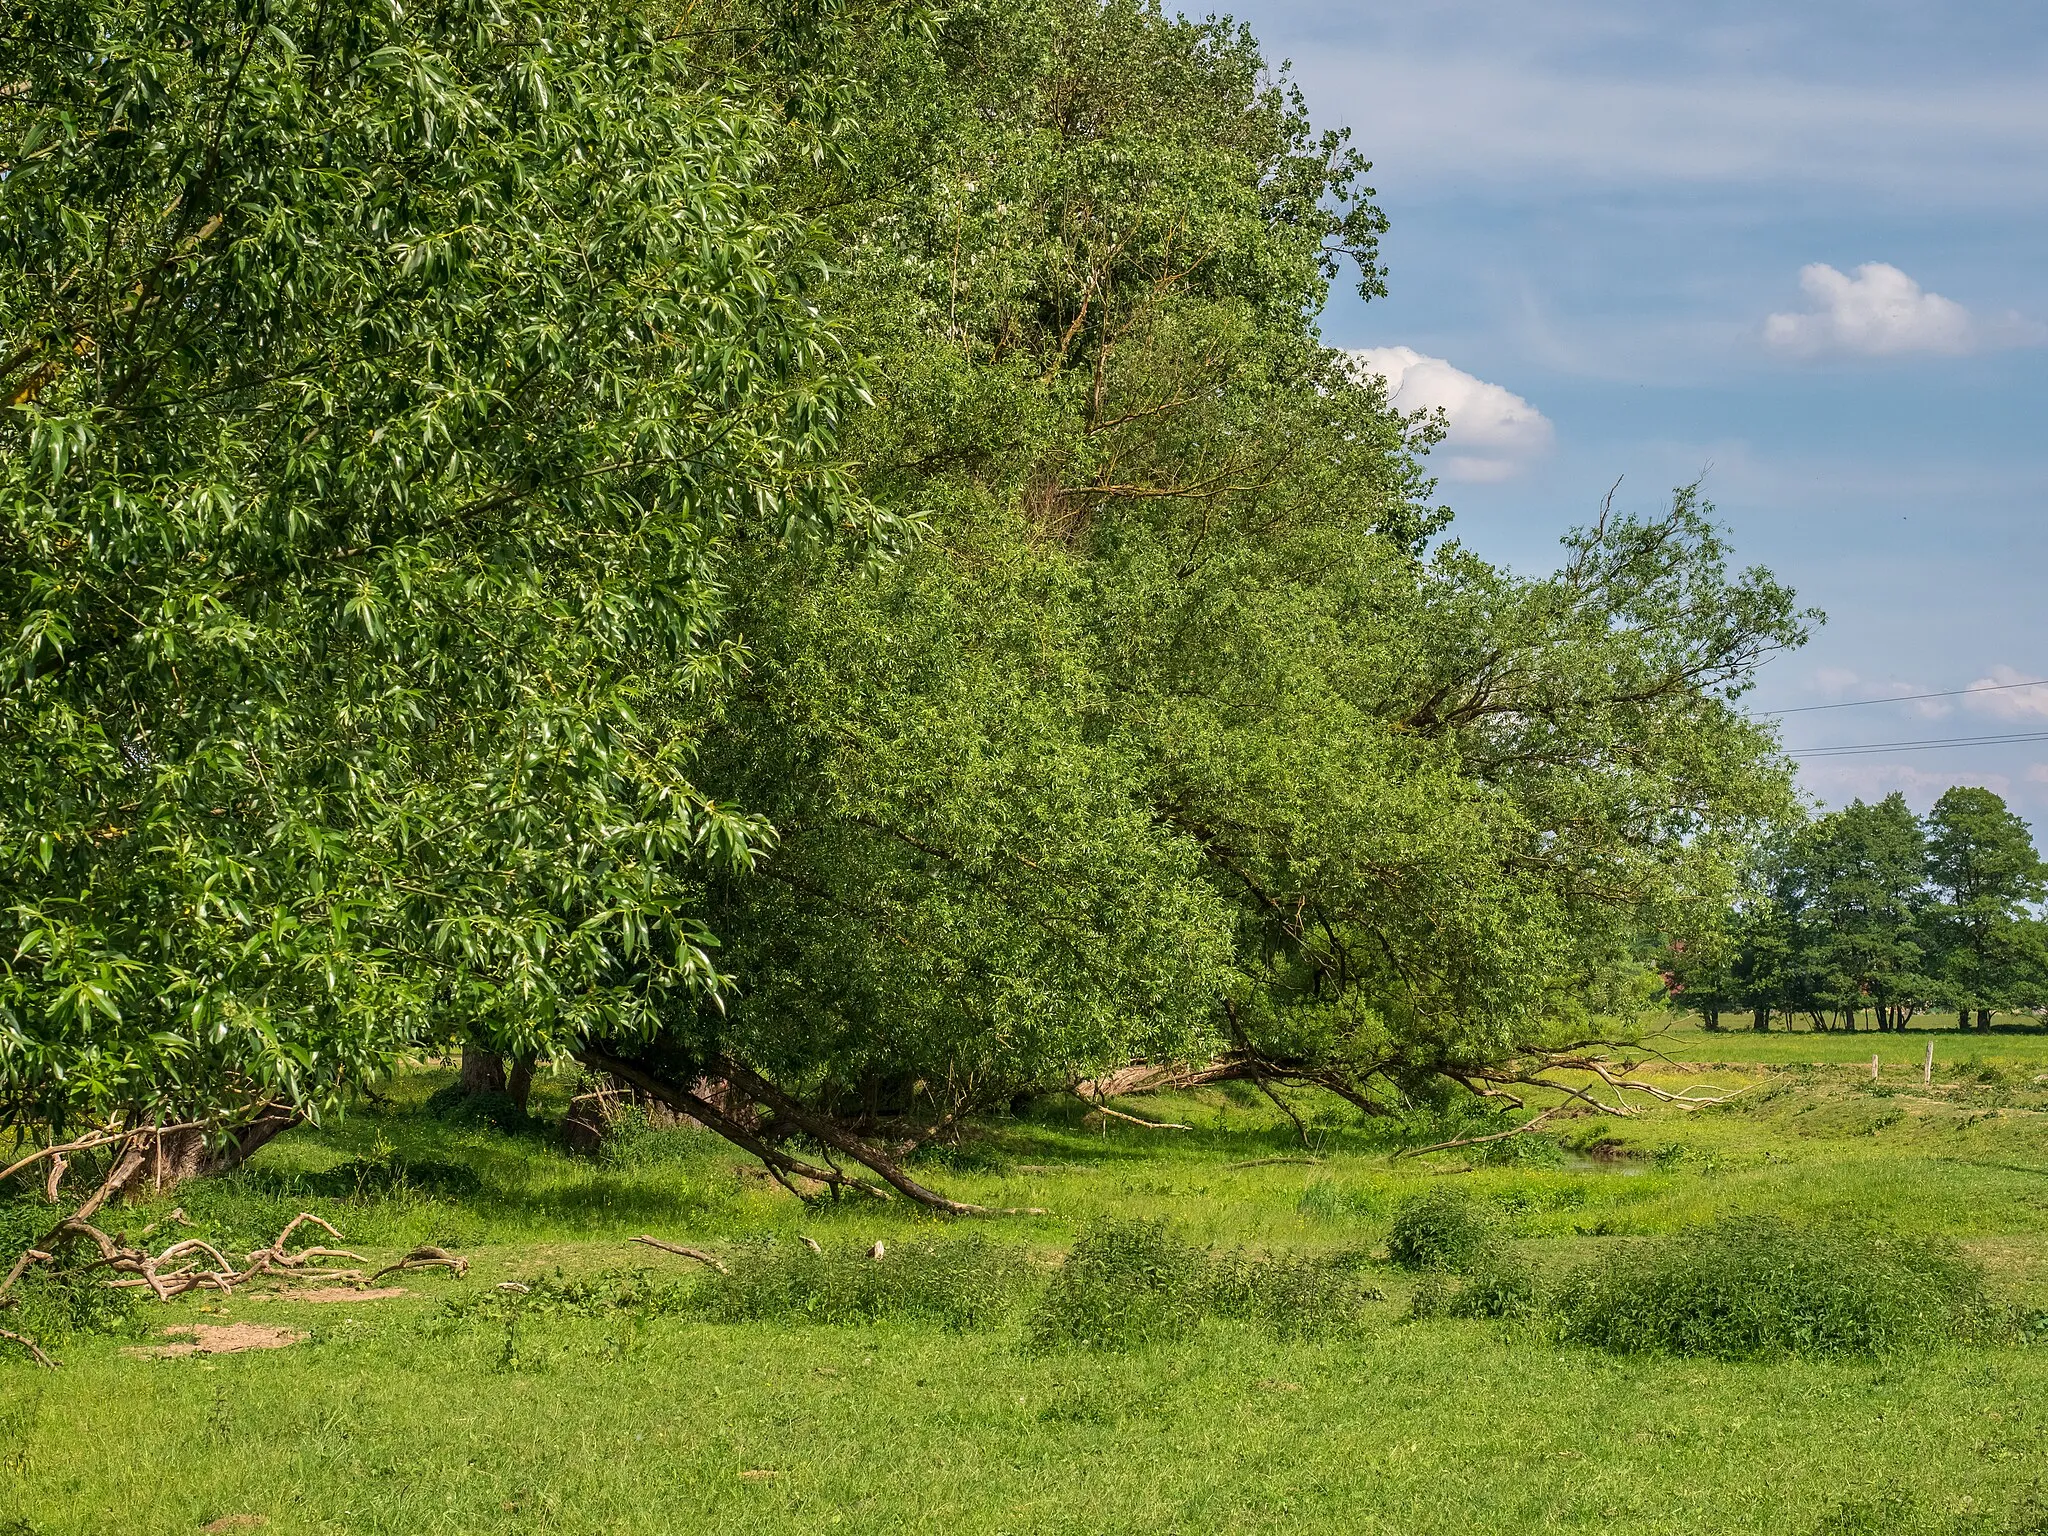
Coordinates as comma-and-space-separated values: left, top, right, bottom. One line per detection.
630, 1236, 728, 1273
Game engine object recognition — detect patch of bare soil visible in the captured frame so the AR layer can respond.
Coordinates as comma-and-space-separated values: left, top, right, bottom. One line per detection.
125, 1323, 306, 1358
202, 1517, 269, 1532
289, 1286, 407, 1303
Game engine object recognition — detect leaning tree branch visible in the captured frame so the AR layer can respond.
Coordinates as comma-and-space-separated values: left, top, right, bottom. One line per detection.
577, 1049, 893, 1202
715, 1056, 1048, 1217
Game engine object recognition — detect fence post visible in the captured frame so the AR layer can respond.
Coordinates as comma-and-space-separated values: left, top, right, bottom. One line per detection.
1924, 1038, 1934, 1086
1871, 1053, 1880, 1082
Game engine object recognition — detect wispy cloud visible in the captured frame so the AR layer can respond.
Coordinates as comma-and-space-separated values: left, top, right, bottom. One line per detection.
1962, 664, 2048, 721
1278, 22, 2048, 203
1346, 347, 1554, 482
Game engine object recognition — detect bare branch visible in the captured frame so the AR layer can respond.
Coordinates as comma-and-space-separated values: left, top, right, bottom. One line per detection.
0, 1325, 57, 1369
629, 1236, 728, 1273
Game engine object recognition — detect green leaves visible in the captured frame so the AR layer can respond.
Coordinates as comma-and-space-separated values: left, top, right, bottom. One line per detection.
0, 0, 861, 1135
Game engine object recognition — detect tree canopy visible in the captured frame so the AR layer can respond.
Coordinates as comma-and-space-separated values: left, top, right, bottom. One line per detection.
0, 0, 869, 1150
5, 0, 1814, 1206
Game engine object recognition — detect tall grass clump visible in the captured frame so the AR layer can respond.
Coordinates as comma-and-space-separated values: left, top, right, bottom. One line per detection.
1026, 1220, 1383, 1351
699, 1235, 1023, 1331
1386, 1187, 1495, 1273
1026, 1220, 1208, 1351
1387, 1187, 1541, 1321
1551, 1215, 1991, 1359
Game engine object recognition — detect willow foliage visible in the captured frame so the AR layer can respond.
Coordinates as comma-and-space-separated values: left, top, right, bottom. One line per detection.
667, 0, 1808, 1126
0, 0, 869, 1137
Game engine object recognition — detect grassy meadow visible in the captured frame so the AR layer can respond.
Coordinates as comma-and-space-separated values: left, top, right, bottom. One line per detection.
9, 1019, 2048, 1535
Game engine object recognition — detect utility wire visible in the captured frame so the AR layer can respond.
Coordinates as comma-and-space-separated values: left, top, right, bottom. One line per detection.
1791, 729, 2048, 759
1757, 677, 2048, 716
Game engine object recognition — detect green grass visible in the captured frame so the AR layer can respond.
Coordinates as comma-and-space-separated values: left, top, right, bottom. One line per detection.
10, 1053, 2048, 1534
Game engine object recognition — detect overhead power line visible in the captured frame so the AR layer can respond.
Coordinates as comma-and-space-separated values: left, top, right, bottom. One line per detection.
1790, 729, 2048, 759
1757, 677, 2048, 716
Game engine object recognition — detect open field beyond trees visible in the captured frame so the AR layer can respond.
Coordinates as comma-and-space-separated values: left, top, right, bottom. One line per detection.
10, 1022, 2048, 1536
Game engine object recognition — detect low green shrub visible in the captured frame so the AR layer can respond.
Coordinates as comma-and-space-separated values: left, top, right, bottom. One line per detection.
1027, 1220, 1383, 1351
1386, 1187, 1496, 1273
1551, 1215, 1991, 1359
1470, 1132, 1567, 1169
441, 1267, 697, 1323
1407, 1252, 1541, 1322
592, 1107, 707, 1170
1205, 1249, 1385, 1341
700, 1234, 1023, 1331
1026, 1221, 1207, 1351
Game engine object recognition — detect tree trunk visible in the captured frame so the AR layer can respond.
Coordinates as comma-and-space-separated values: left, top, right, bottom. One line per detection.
1753, 1006, 1769, 1032
1703, 1007, 1721, 1032
1977, 1008, 1993, 1032
459, 1045, 509, 1095
121, 1104, 302, 1197
1959, 1008, 1971, 1032
507, 1058, 535, 1112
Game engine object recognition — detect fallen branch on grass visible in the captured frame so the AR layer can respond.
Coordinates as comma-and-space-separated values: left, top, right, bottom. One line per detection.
1226, 1156, 1323, 1169
1078, 1099, 1192, 1131
0, 1325, 58, 1368
629, 1236, 728, 1273
1403, 1057, 1754, 1158
371, 1246, 470, 1282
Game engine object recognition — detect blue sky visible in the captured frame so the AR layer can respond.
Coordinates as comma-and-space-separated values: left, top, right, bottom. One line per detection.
1230, 0, 2048, 820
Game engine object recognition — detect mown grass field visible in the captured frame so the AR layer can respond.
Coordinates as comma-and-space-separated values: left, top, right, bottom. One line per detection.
9, 1019, 2048, 1535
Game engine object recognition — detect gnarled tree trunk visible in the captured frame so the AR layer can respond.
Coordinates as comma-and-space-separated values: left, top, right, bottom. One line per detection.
459, 1046, 534, 1110
102, 1103, 303, 1199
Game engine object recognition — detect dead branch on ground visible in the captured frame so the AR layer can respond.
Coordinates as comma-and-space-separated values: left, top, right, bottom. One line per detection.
1402, 1054, 1753, 1158
1075, 1096, 1192, 1131
0, 1325, 56, 1368
629, 1236, 729, 1273
371, 1246, 470, 1282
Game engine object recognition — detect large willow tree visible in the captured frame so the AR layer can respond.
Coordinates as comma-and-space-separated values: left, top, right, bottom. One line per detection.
581, 0, 1810, 1197
0, 0, 871, 1185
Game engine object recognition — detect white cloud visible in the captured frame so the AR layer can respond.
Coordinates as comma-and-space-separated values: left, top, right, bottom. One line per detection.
1961, 663, 2048, 721
1764, 263, 1975, 357
1347, 347, 1555, 482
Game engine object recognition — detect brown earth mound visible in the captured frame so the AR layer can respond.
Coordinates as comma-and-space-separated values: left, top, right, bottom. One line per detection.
125, 1323, 306, 1358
